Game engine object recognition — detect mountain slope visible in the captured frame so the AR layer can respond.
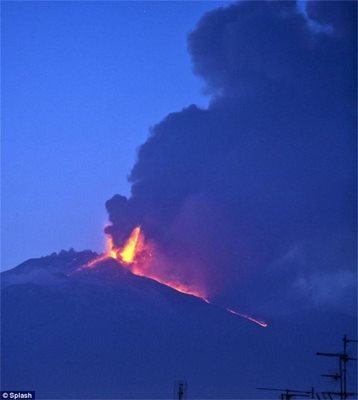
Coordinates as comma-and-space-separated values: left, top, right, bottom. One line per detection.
1, 251, 356, 399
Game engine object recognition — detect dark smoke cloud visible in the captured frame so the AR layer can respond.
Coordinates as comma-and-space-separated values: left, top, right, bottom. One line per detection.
106, 1, 357, 316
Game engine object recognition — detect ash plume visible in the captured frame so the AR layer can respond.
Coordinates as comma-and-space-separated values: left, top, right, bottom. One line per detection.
106, 1, 357, 316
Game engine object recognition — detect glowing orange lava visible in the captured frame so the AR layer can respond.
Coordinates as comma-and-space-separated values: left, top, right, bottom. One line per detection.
107, 236, 118, 259
85, 226, 268, 328
86, 235, 118, 267
119, 226, 141, 264
225, 308, 268, 328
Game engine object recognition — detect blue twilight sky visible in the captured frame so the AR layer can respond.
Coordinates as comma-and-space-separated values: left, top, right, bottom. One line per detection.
1, 1, 231, 270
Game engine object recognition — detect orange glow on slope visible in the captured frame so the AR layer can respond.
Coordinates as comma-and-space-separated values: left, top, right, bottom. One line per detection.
86, 235, 118, 267
120, 228, 204, 298
131, 268, 207, 299
85, 226, 267, 328
107, 236, 118, 259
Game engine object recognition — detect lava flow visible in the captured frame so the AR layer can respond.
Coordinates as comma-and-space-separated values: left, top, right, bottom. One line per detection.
225, 308, 268, 328
86, 226, 268, 328
87, 236, 117, 267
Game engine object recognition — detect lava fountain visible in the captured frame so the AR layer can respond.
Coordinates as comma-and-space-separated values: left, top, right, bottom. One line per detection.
119, 226, 142, 264
86, 226, 268, 328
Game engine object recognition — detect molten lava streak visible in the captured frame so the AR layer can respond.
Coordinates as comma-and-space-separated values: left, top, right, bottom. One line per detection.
119, 226, 141, 264
87, 236, 117, 267
86, 226, 268, 328
225, 308, 268, 328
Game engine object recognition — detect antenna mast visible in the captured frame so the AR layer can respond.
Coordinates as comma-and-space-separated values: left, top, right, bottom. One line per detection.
316, 335, 357, 400
257, 387, 315, 399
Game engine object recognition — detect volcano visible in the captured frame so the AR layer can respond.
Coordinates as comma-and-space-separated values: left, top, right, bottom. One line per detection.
1, 250, 356, 399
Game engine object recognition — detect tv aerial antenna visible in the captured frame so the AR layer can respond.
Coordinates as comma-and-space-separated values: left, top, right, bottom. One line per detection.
174, 380, 188, 400
257, 386, 315, 399
316, 335, 357, 400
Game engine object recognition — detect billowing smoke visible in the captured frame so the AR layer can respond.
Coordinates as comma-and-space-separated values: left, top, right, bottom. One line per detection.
105, 1, 356, 316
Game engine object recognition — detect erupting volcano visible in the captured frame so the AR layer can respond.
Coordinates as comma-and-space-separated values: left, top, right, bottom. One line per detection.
87, 226, 144, 266
85, 226, 268, 328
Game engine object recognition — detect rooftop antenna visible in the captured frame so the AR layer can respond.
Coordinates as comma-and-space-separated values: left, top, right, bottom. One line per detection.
316, 335, 357, 400
320, 374, 340, 381
257, 387, 315, 399
320, 392, 334, 400
174, 380, 188, 400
